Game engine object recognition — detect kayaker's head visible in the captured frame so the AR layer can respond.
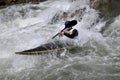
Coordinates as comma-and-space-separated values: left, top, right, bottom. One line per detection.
64, 20, 77, 30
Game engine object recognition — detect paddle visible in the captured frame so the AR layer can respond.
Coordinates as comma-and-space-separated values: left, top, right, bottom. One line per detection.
52, 28, 65, 39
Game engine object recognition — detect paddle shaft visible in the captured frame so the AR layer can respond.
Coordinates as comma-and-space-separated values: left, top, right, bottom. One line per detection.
52, 28, 65, 39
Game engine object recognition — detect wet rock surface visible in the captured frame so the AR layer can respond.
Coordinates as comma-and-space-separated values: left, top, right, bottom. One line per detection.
90, 0, 120, 20
0, 0, 47, 9
90, 0, 120, 36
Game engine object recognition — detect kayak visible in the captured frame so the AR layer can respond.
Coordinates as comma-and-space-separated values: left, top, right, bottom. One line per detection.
15, 40, 74, 55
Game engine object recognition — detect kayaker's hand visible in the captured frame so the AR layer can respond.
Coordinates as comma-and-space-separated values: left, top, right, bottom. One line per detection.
60, 31, 64, 35
59, 31, 64, 37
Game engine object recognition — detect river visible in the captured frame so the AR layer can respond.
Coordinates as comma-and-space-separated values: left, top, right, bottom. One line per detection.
0, 0, 120, 80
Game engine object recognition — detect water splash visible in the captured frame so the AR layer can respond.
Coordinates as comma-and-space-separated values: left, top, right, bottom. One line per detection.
0, 0, 120, 80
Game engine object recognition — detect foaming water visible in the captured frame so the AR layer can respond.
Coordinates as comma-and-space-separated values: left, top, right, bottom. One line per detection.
0, 0, 120, 80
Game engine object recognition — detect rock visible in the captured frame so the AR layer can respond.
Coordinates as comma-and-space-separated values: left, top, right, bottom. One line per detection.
61, 8, 86, 21
0, 0, 5, 6
0, 0, 47, 8
90, 0, 120, 36
90, 0, 120, 20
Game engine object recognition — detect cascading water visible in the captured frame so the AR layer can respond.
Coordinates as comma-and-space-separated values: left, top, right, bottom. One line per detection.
0, 0, 120, 80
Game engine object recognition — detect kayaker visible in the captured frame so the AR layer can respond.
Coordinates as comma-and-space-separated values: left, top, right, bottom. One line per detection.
59, 20, 78, 39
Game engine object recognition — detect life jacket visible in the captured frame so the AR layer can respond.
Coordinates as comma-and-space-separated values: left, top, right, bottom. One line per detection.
64, 29, 78, 39
64, 30, 72, 35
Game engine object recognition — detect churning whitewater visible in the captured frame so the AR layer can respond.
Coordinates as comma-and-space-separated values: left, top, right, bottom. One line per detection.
0, 0, 120, 80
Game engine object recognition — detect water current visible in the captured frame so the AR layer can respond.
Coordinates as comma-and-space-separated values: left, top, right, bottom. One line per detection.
0, 0, 120, 80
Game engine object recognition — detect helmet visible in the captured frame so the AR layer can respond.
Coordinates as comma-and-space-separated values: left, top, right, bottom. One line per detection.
65, 21, 71, 28
65, 20, 77, 28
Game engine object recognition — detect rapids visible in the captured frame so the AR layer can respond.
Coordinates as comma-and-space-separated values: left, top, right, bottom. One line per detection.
0, 0, 120, 80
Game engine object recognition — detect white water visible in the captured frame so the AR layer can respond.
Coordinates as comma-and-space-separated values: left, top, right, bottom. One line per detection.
0, 0, 120, 80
